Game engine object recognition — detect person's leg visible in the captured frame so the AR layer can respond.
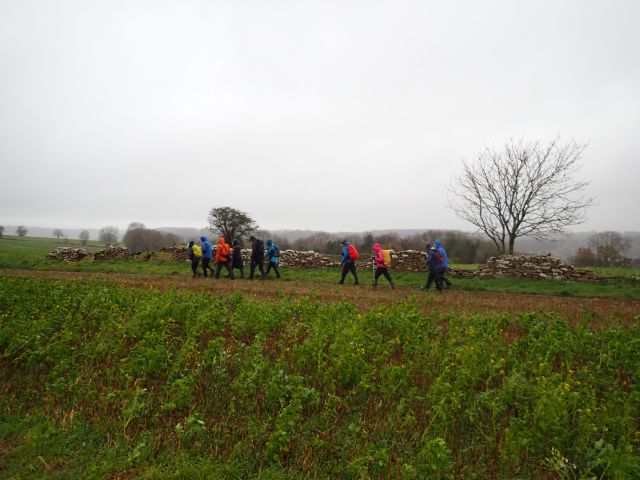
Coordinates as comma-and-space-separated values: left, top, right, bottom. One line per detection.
382, 268, 393, 287
226, 263, 234, 279
214, 263, 222, 279
249, 260, 256, 279
265, 262, 272, 277
258, 261, 265, 278
273, 263, 281, 278
374, 268, 383, 286
434, 268, 443, 291
339, 264, 349, 284
350, 264, 359, 285
239, 267, 244, 279
202, 257, 209, 277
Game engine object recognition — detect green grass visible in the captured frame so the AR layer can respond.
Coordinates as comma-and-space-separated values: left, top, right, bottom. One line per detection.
1, 276, 639, 478
1, 236, 639, 299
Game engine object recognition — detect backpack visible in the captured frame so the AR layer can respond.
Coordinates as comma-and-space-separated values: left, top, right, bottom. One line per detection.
346, 244, 359, 261
191, 244, 202, 257
381, 249, 392, 266
433, 250, 443, 265
273, 244, 280, 257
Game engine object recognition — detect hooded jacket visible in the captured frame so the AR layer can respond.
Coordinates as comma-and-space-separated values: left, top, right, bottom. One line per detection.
434, 240, 449, 269
200, 236, 213, 259
373, 243, 387, 269
341, 242, 354, 265
264, 239, 279, 263
215, 237, 231, 263
251, 238, 265, 262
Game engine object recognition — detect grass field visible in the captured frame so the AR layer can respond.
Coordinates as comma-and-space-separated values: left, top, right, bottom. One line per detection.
1, 236, 639, 478
1, 236, 639, 300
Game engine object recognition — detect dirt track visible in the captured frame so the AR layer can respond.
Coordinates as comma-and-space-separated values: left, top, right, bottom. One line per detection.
4, 269, 639, 328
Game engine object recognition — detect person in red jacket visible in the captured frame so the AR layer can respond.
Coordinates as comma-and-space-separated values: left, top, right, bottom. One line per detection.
372, 243, 394, 288
214, 237, 234, 279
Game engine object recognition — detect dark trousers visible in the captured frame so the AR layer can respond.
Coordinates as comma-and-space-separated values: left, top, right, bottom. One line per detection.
249, 259, 265, 279
215, 262, 234, 279
265, 261, 281, 278
423, 267, 442, 291
202, 257, 214, 277
439, 267, 452, 287
374, 267, 393, 286
339, 263, 359, 284
191, 257, 201, 277
233, 267, 244, 278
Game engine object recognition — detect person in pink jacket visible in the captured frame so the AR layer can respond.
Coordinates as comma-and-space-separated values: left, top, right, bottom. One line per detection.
372, 243, 394, 288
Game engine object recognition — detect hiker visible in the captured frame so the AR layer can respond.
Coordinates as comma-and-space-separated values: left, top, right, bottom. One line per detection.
231, 239, 244, 279
200, 235, 214, 277
264, 239, 281, 278
338, 240, 359, 285
249, 235, 265, 280
187, 240, 202, 278
434, 239, 452, 288
372, 243, 394, 288
421, 242, 443, 291
215, 237, 234, 279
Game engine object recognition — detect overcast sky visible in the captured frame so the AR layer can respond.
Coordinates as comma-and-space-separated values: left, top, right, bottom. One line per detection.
1, 0, 639, 233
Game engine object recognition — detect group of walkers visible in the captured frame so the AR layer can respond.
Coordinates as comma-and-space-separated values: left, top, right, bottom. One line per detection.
187, 235, 452, 291
187, 235, 281, 280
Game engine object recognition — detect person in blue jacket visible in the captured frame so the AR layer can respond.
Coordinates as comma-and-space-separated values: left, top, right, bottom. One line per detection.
338, 240, 359, 285
264, 239, 281, 278
200, 235, 214, 277
434, 239, 452, 288
421, 242, 443, 291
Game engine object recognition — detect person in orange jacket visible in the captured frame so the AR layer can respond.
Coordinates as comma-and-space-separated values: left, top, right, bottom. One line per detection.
214, 237, 234, 279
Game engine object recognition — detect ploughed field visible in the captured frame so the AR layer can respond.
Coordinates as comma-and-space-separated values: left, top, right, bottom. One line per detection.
1, 237, 640, 478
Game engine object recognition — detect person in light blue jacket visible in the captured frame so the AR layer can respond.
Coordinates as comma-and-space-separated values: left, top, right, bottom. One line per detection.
434, 239, 452, 288
264, 239, 281, 279
200, 235, 214, 277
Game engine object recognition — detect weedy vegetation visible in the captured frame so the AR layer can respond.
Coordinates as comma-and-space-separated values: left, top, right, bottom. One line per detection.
1, 275, 639, 479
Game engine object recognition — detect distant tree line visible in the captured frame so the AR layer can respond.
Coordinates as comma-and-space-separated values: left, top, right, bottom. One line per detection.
122, 223, 181, 251
572, 232, 637, 267
262, 230, 496, 264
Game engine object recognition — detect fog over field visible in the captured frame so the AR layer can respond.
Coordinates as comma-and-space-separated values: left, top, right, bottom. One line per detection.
1, 1, 639, 233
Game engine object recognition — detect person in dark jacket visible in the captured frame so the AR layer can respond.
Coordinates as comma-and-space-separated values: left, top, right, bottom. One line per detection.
188, 240, 202, 278
231, 239, 244, 279
248, 235, 265, 280
264, 239, 281, 278
434, 239, 452, 288
421, 242, 443, 291
338, 240, 359, 285
200, 235, 214, 277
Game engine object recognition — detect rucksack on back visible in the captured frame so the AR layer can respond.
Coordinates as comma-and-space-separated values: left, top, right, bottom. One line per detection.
346, 244, 359, 260
381, 249, 392, 266
191, 244, 202, 257
273, 244, 280, 257
433, 250, 443, 265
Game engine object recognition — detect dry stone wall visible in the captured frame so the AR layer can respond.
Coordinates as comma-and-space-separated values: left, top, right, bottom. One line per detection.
474, 255, 604, 281
47, 247, 93, 262
48, 245, 616, 282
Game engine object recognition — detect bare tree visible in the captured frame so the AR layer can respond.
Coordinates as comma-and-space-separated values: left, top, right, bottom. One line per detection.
79, 230, 90, 245
0, 226, 4, 239
449, 137, 595, 254
16, 225, 28, 237
207, 206, 258, 242
53, 229, 64, 239
99, 226, 119, 246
